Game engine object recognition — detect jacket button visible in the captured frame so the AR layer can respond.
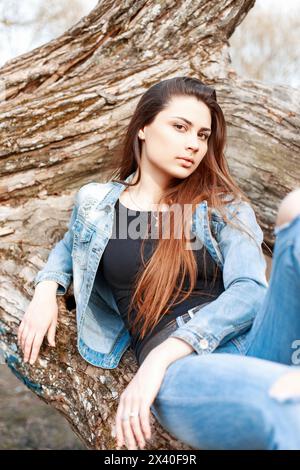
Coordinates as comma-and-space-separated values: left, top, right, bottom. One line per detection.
199, 338, 209, 350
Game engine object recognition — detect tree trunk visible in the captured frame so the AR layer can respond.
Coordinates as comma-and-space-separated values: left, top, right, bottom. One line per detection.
0, 0, 299, 450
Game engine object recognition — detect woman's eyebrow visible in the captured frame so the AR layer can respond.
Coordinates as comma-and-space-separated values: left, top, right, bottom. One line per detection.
170, 116, 211, 132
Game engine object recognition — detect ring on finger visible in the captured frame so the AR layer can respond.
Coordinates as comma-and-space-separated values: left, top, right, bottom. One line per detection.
121, 411, 139, 421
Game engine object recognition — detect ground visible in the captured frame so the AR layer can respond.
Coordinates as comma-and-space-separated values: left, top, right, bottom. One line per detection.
0, 360, 86, 450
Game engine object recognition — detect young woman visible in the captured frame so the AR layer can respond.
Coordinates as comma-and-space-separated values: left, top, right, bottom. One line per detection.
17, 77, 300, 450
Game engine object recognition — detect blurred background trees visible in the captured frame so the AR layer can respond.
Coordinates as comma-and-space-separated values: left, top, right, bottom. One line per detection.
229, 0, 300, 88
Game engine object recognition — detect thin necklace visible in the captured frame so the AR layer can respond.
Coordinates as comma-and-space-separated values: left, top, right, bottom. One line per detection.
128, 189, 160, 228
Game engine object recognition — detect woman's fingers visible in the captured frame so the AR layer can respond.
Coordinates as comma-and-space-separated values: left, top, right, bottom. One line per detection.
126, 399, 146, 449
130, 413, 146, 449
47, 320, 57, 347
16, 296, 58, 365
115, 395, 147, 450
138, 404, 152, 441
21, 324, 29, 352
28, 333, 44, 365
122, 418, 139, 450
17, 321, 24, 346
23, 330, 36, 362
116, 397, 140, 450
115, 399, 126, 448
18, 319, 54, 365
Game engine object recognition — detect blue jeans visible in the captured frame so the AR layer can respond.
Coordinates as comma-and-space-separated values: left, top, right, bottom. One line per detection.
150, 215, 300, 450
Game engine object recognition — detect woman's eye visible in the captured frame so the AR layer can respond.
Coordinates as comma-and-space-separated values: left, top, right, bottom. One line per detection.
174, 124, 185, 131
174, 124, 209, 140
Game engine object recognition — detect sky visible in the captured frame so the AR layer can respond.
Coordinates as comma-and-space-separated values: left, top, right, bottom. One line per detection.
0, 0, 97, 66
255, 0, 300, 12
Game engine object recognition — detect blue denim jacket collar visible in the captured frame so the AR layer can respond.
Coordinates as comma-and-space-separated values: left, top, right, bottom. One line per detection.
98, 171, 223, 266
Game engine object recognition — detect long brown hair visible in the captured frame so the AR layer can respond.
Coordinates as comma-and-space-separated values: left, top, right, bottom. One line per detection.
109, 76, 260, 340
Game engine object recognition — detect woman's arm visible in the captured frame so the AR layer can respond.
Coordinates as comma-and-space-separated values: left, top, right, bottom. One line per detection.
34, 280, 59, 296
33, 183, 98, 295
33, 202, 78, 296
167, 200, 268, 355
114, 337, 195, 450
144, 336, 195, 367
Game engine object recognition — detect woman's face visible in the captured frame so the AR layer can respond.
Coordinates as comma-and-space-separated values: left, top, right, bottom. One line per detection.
138, 95, 212, 184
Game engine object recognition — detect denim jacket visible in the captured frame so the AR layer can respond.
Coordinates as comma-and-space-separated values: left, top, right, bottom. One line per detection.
34, 171, 268, 369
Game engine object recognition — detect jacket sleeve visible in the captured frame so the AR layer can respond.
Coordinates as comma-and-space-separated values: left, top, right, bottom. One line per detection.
33, 191, 81, 296
169, 200, 268, 354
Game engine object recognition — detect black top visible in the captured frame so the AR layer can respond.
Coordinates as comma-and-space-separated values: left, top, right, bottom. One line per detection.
96, 198, 225, 364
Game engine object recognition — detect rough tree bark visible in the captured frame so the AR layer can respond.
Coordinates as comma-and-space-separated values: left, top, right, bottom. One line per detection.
0, 0, 299, 450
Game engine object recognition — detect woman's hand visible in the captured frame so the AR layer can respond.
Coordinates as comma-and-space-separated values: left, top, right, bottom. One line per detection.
17, 291, 58, 365
114, 357, 168, 450
114, 336, 194, 450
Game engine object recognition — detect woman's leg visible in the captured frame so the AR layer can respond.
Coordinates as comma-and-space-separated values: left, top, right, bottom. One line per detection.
242, 189, 300, 365
150, 192, 300, 450
150, 352, 300, 450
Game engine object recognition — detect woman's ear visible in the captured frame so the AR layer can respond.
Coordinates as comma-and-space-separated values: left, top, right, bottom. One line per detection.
138, 128, 145, 140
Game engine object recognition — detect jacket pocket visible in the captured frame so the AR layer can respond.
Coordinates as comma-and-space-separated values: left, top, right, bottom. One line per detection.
71, 218, 94, 270
210, 211, 225, 238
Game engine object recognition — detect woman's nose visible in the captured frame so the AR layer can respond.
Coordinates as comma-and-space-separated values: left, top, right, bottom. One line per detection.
186, 134, 199, 151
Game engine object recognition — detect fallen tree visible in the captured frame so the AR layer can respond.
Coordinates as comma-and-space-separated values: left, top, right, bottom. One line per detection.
0, 0, 299, 449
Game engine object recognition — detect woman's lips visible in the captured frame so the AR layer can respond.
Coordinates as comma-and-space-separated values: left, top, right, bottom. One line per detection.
177, 157, 193, 167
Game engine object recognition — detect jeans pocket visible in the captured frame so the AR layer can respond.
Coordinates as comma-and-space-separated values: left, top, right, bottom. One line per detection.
230, 330, 251, 355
